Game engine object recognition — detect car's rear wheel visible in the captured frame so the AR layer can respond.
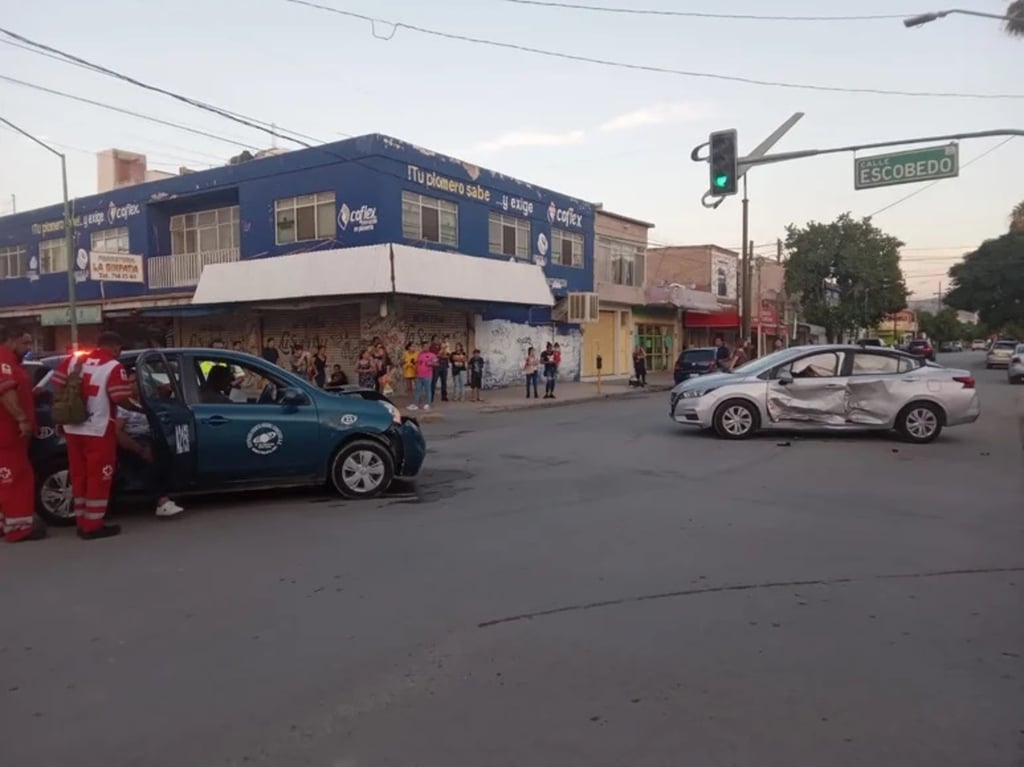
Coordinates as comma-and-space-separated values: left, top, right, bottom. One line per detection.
713, 400, 759, 440
330, 439, 395, 499
896, 402, 944, 444
36, 458, 75, 526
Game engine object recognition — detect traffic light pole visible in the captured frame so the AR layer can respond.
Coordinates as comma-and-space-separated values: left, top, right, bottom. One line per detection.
740, 175, 750, 342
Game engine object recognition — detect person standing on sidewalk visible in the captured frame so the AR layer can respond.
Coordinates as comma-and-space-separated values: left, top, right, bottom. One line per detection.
0, 326, 45, 543
541, 342, 558, 399
468, 348, 485, 402
401, 342, 417, 396
450, 343, 467, 401
409, 341, 437, 411
632, 345, 647, 387
51, 331, 133, 540
711, 335, 731, 373
551, 343, 562, 397
523, 347, 539, 399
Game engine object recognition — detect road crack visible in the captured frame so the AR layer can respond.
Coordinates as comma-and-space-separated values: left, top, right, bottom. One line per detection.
477, 566, 1024, 628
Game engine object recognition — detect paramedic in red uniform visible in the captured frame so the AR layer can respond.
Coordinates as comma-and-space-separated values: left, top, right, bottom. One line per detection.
0, 325, 45, 542
51, 331, 133, 540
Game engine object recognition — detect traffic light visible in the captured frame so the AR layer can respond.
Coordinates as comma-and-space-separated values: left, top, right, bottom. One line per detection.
708, 129, 738, 197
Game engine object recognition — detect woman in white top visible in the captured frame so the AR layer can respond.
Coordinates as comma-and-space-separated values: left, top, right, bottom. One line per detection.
113, 374, 184, 518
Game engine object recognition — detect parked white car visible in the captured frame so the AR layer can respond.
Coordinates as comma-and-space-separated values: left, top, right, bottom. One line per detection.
1008, 344, 1024, 385
670, 345, 980, 444
986, 340, 1019, 369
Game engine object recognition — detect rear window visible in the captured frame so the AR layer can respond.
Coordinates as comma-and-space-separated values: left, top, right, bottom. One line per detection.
908, 340, 929, 348
994, 341, 1017, 349
683, 349, 714, 363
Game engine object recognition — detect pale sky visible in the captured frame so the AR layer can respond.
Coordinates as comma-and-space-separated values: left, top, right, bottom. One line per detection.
1, 0, 1021, 299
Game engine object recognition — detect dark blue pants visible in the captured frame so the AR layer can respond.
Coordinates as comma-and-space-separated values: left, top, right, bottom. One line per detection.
432, 366, 448, 400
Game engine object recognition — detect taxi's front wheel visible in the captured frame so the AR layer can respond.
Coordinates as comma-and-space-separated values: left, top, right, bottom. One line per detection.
330, 440, 395, 499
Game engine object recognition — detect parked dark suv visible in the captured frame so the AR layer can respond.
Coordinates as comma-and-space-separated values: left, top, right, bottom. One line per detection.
906, 339, 936, 362
673, 347, 717, 384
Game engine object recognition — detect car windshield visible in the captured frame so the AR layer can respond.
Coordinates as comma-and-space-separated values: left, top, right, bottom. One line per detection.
683, 349, 714, 363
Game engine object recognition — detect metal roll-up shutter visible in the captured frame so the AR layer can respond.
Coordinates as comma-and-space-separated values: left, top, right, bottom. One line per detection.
176, 313, 261, 351
361, 298, 472, 365
259, 304, 362, 380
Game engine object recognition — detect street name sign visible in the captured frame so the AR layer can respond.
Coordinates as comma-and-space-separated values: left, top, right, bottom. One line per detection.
854, 143, 959, 190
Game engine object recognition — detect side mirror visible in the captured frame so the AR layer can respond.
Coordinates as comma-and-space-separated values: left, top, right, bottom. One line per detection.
280, 387, 305, 405
777, 370, 794, 385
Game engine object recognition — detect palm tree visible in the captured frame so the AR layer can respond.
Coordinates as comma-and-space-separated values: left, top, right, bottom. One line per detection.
1012, 201, 1024, 233
1007, 0, 1024, 36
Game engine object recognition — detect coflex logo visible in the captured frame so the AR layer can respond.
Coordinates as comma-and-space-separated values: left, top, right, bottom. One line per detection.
546, 201, 583, 229
106, 201, 141, 225
338, 203, 378, 233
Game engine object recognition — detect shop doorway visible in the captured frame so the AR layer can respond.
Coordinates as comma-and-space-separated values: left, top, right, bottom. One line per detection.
637, 323, 674, 371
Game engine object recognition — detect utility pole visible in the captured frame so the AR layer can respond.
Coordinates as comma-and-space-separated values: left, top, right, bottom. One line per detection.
776, 238, 783, 263
740, 176, 750, 342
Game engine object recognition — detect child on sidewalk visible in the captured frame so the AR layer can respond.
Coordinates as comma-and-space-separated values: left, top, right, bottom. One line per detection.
468, 348, 485, 402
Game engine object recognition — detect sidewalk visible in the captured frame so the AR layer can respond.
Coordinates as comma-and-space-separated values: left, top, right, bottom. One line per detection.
393, 372, 674, 422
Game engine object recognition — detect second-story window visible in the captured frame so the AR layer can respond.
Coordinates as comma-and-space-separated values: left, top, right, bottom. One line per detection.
171, 206, 240, 254
39, 239, 68, 274
551, 228, 584, 268
275, 192, 336, 245
598, 237, 645, 286
0, 245, 26, 279
488, 213, 530, 258
90, 227, 130, 254
716, 267, 728, 297
402, 191, 458, 246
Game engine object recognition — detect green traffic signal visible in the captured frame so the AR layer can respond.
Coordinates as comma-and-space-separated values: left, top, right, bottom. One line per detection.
714, 174, 730, 188
708, 129, 739, 197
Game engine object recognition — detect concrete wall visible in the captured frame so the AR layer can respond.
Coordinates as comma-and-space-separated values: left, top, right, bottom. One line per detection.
475, 317, 581, 388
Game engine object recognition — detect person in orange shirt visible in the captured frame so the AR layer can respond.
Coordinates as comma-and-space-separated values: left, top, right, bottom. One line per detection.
0, 325, 45, 543
51, 332, 134, 540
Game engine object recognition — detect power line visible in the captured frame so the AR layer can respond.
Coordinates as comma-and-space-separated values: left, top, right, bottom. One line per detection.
0, 74, 260, 150
498, 0, 910, 22
285, 0, 1024, 100
0, 27, 318, 148
0, 124, 215, 167
868, 137, 1018, 217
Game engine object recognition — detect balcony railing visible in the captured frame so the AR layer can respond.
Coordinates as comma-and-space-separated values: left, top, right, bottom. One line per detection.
147, 248, 240, 290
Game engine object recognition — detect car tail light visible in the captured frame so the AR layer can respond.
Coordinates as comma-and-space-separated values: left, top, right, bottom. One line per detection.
953, 375, 975, 389
1013, 357, 1021, 365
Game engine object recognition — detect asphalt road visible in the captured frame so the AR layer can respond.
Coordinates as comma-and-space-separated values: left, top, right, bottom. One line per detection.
2, 352, 1021, 767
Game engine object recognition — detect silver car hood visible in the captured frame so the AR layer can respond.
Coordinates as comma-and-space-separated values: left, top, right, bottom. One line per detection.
672, 371, 754, 395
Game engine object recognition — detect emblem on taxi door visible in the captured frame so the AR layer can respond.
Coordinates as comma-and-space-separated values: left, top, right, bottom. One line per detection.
340, 414, 358, 426
246, 422, 284, 456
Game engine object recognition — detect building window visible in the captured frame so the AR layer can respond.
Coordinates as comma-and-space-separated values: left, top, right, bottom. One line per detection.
171, 206, 240, 255
90, 227, 130, 254
598, 237, 644, 286
716, 267, 728, 297
0, 245, 26, 279
488, 213, 530, 258
551, 228, 584, 268
274, 193, 336, 245
39, 239, 68, 274
402, 191, 458, 246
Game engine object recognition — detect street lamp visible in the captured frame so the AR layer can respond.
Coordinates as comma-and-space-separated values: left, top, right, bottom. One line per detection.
0, 116, 78, 350
904, 8, 1023, 27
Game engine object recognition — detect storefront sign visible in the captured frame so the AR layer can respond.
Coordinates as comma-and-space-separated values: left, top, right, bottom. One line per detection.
546, 278, 568, 291
498, 194, 535, 217
27, 255, 39, 282
337, 203, 378, 233
406, 164, 492, 203
39, 305, 103, 327
90, 251, 144, 283
546, 201, 583, 229
29, 202, 142, 235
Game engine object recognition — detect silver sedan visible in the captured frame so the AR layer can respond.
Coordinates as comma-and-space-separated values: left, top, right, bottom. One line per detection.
670, 345, 980, 443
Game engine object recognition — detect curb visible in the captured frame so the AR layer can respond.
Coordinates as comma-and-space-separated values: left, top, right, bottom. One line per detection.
411, 385, 672, 421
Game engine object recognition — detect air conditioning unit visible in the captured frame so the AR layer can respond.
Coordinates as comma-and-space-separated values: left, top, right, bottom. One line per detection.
567, 292, 600, 324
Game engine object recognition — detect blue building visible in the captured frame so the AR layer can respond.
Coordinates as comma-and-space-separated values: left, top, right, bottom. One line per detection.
0, 134, 598, 385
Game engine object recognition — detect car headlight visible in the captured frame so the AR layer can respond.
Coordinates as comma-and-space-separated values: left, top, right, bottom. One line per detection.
381, 401, 402, 424
681, 388, 715, 399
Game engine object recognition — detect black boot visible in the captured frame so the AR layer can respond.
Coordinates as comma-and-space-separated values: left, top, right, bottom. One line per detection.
78, 525, 122, 540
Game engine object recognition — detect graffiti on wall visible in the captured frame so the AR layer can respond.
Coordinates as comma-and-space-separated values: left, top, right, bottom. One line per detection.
477, 318, 581, 388
184, 318, 261, 354
361, 310, 469, 368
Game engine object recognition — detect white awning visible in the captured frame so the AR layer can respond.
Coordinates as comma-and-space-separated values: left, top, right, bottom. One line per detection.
644, 284, 722, 312
191, 244, 393, 305
391, 244, 554, 307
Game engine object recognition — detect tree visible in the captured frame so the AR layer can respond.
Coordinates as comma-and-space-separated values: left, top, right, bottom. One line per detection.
783, 213, 908, 342
1011, 200, 1024, 234
945, 230, 1024, 331
1007, 0, 1024, 37
917, 308, 962, 344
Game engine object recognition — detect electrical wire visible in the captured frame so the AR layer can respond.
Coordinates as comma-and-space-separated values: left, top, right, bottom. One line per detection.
0, 74, 260, 150
498, 0, 911, 22
285, 0, 1024, 100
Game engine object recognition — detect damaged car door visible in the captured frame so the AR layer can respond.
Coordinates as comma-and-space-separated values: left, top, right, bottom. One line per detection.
766, 350, 849, 426
845, 351, 918, 426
